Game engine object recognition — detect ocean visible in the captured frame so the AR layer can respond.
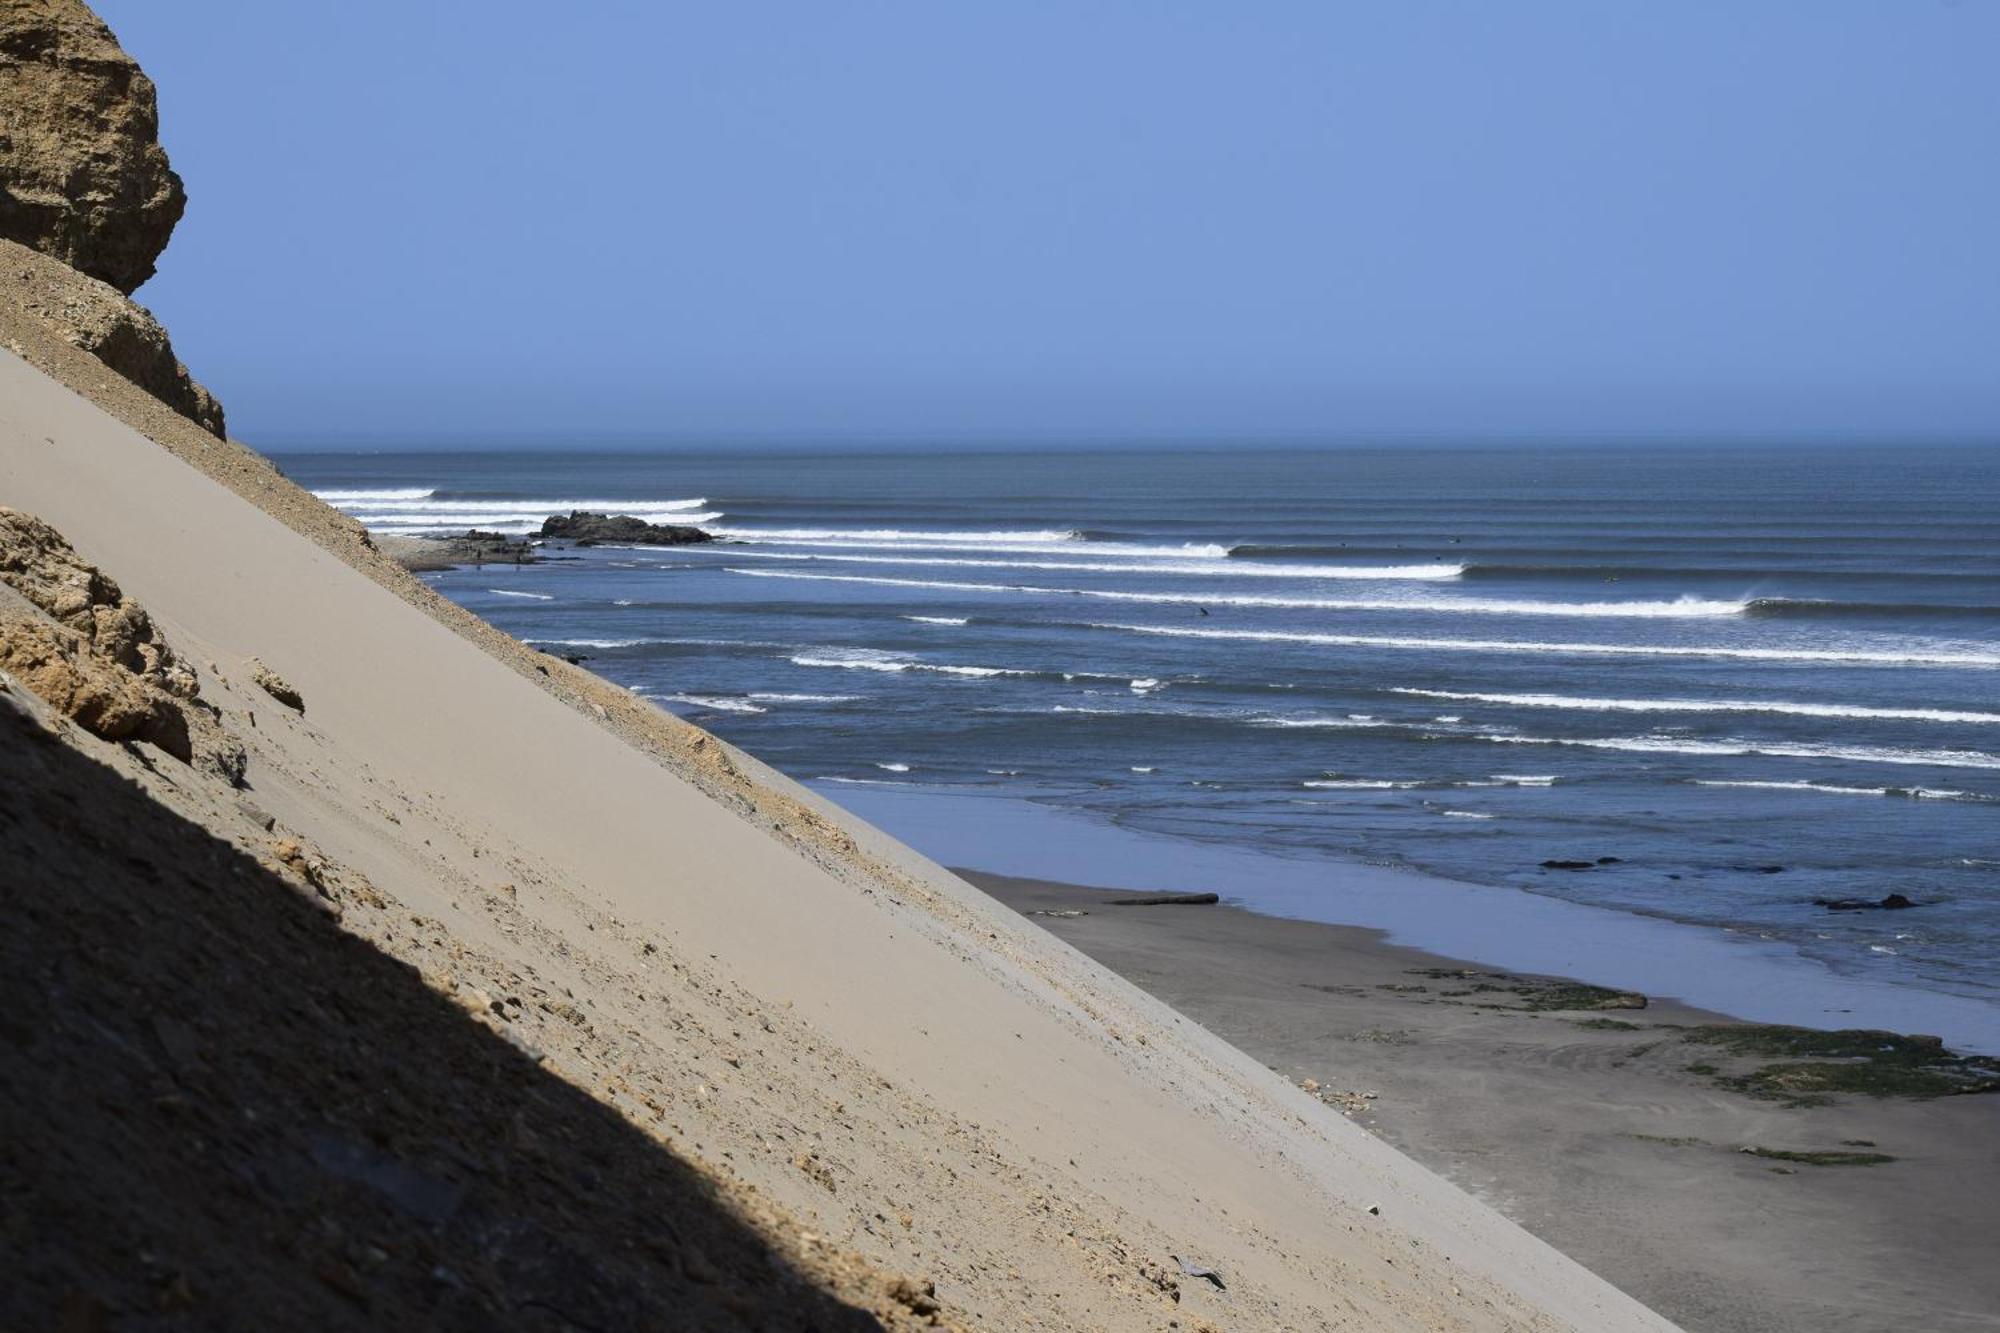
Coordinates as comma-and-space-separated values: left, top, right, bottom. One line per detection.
283, 442, 2000, 1042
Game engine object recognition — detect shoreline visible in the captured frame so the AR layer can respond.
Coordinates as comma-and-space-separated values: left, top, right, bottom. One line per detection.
962, 868, 2000, 1333
812, 781, 2000, 1055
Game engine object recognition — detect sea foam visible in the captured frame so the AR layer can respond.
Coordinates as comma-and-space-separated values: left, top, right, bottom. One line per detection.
728, 569, 1740, 618
726, 549, 1464, 581
1391, 688, 2000, 724
1484, 734, 2000, 770
1086, 623, 2000, 667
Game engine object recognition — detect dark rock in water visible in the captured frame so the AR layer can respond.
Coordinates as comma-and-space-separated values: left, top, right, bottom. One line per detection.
376, 530, 537, 571
1734, 865, 1788, 874
1541, 860, 1596, 871
1595, 856, 1623, 865
1814, 893, 1918, 912
538, 511, 714, 546
1106, 892, 1220, 906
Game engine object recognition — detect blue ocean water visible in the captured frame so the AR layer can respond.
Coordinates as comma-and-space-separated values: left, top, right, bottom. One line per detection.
284, 443, 2000, 1023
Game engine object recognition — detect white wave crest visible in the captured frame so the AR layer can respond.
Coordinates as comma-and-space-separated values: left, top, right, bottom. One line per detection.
312, 487, 434, 502
1086, 623, 2000, 667
487, 588, 554, 601
321, 493, 708, 514
1390, 688, 2000, 724
1252, 716, 1398, 730
1691, 779, 1990, 801
1485, 734, 2000, 770
715, 526, 1085, 545
1303, 778, 1424, 789
724, 549, 1463, 581
665, 694, 767, 714
788, 648, 1033, 679
712, 531, 1235, 559
316, 490, 717, 534
904, 615, 971, 625
728, 569, 1739, 618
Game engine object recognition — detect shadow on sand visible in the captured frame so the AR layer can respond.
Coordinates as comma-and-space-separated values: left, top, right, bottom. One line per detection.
0, 705, 893, 1330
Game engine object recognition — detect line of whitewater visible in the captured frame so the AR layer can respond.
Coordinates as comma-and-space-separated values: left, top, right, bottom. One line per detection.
1486, 734, 2000, 770
1087, 622, 2000, 667
1689, 779, 1991, 801
1389, 688, 2000, 725
726, 567, 1742, 618
719, 548, 1465, 581
312, 489, 720, 532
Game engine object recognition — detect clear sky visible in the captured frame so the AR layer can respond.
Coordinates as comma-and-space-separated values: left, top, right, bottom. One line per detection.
98, 1, 2000, 445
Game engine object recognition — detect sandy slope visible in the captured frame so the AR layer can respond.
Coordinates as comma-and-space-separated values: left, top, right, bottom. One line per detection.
0, 347, 1678, 1330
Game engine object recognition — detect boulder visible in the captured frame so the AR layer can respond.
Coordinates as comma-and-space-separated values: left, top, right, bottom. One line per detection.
248, 657, 303, 712
538, 511, 715, 546
0, 0, 186, 293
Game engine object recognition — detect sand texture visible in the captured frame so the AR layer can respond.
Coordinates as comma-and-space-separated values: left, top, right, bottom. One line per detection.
970, 873, 2000, 1333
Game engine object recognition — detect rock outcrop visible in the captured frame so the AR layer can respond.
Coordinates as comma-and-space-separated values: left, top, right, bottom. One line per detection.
0, 506, 244, 782
3, 237, 224, 433
0, 1, 224, 435
374, 529, 542, 572
0, 0, 184, 293
539, 511, 716, 546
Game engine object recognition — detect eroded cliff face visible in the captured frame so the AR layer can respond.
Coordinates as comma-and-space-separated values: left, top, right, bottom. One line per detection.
0, 0, 184, 293
0, 0, 223, 436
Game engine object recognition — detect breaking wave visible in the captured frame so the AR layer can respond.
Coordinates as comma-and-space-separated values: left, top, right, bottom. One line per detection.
725, 549, 1464, 580
1689, 779, 1993, 801
729, 569, 1748, 618
1085, 623, 2000, 667
1483, 734, 2000, 770
1389, 688, 2000, 724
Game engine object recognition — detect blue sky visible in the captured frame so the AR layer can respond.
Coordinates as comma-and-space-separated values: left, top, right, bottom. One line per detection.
99, 1, 2000, 444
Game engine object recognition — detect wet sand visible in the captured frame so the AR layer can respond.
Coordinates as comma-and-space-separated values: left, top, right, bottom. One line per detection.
967, 870, 2000, 1333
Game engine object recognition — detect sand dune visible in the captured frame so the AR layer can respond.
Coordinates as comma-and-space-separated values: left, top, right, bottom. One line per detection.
0, 342, 1676, 1328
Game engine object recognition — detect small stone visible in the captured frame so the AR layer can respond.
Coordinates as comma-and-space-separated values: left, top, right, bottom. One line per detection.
501, 1027, 545, 1064
248, 658, 304, 712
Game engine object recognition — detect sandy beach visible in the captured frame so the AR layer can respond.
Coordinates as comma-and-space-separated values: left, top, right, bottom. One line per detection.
967, 871, 2000, 1333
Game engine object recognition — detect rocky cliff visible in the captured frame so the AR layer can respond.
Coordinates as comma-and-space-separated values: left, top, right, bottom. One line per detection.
0, 0, 183, 292
0, 0, 222, 435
